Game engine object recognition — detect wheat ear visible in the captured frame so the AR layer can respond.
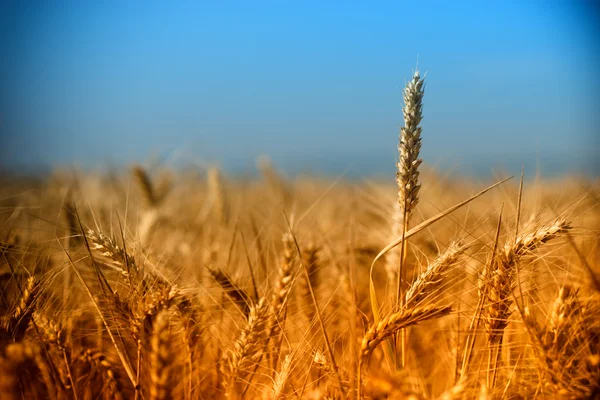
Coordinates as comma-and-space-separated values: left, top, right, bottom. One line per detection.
1, 342, 57, 400
298, 243, 320, 323
395, 69, 426, 367
220, 296, 270, 397
271, 353, 293, 400
397, 69, 424, 223
64, 198, 81, 248
3, 276, 38, 341
206, 265, 251, 316
483, 218, 570, 390
149, 309, 175, 400
386, 69, 425, 287
207, 167, 228, 223
267, 233, 296, 338
87, 229, 138, 279
132, 165, 156, 209
33, 313, 77, 397
357, 305, 451, 398
404, 241, 467, 307
78, 349, 124, 400
359, 305, 452, 363
485, 219, 571, 344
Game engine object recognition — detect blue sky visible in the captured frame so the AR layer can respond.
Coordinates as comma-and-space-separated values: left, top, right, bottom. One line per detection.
1, 1, 598, 177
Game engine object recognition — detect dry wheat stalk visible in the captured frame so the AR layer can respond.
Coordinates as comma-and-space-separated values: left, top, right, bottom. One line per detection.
154, 170, 172, 205
359, 305, 452, 364
78, 349, 124, 400
87, 229, 138, 278
397, 69, 424, 222
256, 155, 291, 206
132, 165, 156, 209
404, 241, 467, 307
357, 305, 451, 398
32, 312, 76, 394
138, 285, 181, 336
87, 228, 176, 301
385, 204, 404, 283
33, 313, 65, 351
385, 70, 425, 288
132, 165, 161, 245
267, 233, 297, 339
64, 198, 81, 248
271, 353, 293, 399
364, 370, 424, 400
485, 219, 571, 344
208, 167, 229, 223
312, 349, 332, 375
220, 296, 270, 397
138, 208, 160, 246
1, 342, 57, 400
523, 287, 599, 398
0, 342, 39, 400
207, 265, 251, 315
392, 69, 426, 368
298, 243, 319, 322
547, 285, 579, 342
3, 276, 38, 341
437, 379, 467, 400
149, 309, 175, 400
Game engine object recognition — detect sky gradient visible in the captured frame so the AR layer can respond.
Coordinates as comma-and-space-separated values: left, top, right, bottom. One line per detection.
1, 1, 599, 178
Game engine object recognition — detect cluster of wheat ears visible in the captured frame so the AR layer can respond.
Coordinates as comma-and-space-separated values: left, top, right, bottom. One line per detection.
1, 70, 599, 399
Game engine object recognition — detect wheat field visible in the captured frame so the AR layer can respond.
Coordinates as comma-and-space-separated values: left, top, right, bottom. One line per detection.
1, 71, 599, 399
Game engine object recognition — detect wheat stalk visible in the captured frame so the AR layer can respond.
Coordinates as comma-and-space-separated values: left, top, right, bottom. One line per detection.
132, 165, 156, 209
78, 349, 124, 400
267, 233, 296, 339
207, 167, 228, 223
149, 309, 175, 400
206, 265, 251, 316
3, 276, 38, 341
359, 305, 452, 363
32, 313, 77, 397
357, 305, 451, 398
1, 342, 57, 400
394, 69, 426, 367
404, 241, 467, 307
397, 69, 424, 223
87, 229, 138, 279
386, 69, 425, 287
298, 243, 319, 323
484, 219, 571, 344
221, 296, 270, 397
271, 353, 293, 399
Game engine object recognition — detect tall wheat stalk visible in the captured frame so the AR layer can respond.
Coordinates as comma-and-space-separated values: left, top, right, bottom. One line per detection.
395, 69, 425, 367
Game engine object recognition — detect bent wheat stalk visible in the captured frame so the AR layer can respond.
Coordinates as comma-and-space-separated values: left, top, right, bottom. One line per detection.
357, 305, 452, 398
404, 241, 467, 308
